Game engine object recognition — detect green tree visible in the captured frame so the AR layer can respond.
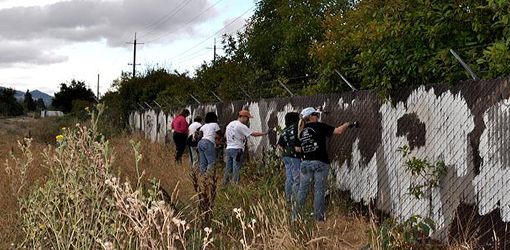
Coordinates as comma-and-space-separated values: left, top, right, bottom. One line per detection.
190, 0, 355, 99
52, 80, 97, 113
0, 88, 24, 116
110, 68, 194, 126
24, 90, 36, 111
310, 0, 509, 96
36, 98, 46, 111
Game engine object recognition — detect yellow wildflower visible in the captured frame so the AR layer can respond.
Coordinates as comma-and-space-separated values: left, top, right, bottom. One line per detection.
61, 127, 66, 131
56, 135, 64, 141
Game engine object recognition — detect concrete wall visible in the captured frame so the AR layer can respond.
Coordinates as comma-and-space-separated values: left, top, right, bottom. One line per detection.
130, 77, 510, 245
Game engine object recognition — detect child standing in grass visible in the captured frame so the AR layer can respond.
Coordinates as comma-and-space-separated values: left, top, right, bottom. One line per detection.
295, 107, 358, 221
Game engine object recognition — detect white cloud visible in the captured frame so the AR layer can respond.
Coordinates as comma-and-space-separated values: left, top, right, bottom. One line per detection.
0, 0, 218, 66
0, 40, 68, 66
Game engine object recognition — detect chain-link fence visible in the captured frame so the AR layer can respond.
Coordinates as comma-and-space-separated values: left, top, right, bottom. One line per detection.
130, 77, 510, 247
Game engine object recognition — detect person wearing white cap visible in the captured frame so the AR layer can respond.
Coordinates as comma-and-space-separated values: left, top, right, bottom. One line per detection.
223, 110, 270, 185
295, 107, 358, 221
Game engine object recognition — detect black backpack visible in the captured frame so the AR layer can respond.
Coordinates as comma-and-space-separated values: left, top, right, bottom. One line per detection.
187, 127, 203, 147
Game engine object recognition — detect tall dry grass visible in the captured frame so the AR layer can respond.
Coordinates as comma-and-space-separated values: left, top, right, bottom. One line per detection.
4, 106, 213, 249
4, 111, 493, 249
1, 108, 382, 249
0, 118, 48, 248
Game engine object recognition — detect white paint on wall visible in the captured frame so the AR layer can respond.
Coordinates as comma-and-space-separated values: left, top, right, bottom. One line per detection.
475, 98, 510, 222
145, 109, 158, 142
203, 104, 217, 114
406, 86, 474, 177
378, 87, 475, 234
276, 103, 299, 131
133, 111, 141, 131
380, 101, 427, 221
157, 111, 167, 144
337, 98, 350, 110
333, 138, 378, 205
247, 102, 263, 155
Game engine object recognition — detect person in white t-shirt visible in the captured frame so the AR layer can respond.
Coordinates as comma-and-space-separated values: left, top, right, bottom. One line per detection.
198, 112, 221, 174
223, 110, 269, 184
187, 116, 203, 167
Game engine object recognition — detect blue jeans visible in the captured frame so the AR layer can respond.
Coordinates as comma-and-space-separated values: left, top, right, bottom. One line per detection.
189, 146, 199, 167
198, 139, 216, 175
224, 148, 244, 184
296, 160, 330, 221
283, 157, 301, 203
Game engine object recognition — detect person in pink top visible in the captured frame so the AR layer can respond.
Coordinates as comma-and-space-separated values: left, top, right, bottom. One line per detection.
171, 108, 190, 162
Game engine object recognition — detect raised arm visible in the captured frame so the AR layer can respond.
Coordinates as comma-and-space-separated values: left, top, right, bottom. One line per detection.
334, 122, 358, 135
334, 123, 349, 135
251, 132, 267, 137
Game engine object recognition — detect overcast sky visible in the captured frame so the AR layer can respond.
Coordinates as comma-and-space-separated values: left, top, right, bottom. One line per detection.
0, 0, 254, 96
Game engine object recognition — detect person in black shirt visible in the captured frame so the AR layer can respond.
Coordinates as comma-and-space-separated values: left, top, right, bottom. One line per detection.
295, 107, 358, 221
277, 112, 301, 204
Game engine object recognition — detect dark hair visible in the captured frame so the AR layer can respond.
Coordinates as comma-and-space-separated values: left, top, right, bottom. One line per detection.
193, 116, 203, 123
179, 109, 190, 117
284, 112, 300, 127
205, 112, 218, 123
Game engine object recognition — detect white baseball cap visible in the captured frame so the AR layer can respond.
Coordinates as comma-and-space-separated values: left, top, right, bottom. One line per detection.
300, 107, 321, 118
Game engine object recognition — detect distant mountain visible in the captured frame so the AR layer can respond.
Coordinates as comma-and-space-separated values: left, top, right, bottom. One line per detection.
29, 90, 53, 106
0, 86, 53, 106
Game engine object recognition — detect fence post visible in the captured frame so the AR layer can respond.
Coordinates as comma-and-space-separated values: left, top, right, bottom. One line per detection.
153, 100, 162, 108
190, 94, 201, 104
450, 49, 480, 80
334, 70, 357, 91
278, 79, 295, 97
210, 91, 223, 102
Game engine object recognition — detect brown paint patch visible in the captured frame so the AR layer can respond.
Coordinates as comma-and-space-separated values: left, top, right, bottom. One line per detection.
397, 113, 426, 150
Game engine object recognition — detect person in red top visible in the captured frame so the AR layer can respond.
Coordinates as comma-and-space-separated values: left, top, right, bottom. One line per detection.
171, 108, 190, 163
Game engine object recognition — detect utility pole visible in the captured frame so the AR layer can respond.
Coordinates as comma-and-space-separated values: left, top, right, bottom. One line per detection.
128, 32, 144, 78
97, 74, 100, 100
206, 38, 222, 64
213, 38, 217, 63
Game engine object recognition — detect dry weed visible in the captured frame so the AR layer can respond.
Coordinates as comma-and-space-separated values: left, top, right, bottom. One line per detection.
4, 105, 213, 249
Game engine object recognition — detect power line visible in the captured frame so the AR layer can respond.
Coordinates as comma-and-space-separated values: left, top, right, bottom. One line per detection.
170, 23, 246, 62
145, 0, 226, 43
110, 33, 135, 67
175, 49, 211, 64
168, 5, 255, 62
173, 48, 210, 61
138, 0, 189, 38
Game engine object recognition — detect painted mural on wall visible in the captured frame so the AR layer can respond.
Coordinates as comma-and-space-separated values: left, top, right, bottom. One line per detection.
129, 77, 510, 245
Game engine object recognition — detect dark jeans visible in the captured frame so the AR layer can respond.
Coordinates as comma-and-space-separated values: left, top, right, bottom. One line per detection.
173, 132, 187, 162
